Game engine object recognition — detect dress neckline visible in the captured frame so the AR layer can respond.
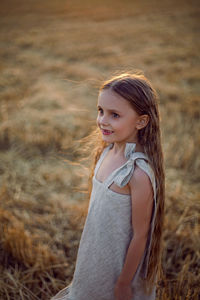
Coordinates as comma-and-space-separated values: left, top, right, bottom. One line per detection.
109, 142, 146, 159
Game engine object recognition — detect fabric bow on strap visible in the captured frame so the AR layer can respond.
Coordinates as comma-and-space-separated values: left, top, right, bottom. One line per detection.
112, 143, 149, 188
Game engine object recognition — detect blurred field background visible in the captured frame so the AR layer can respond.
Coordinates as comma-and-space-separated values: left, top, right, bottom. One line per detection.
0, 0, 200, 299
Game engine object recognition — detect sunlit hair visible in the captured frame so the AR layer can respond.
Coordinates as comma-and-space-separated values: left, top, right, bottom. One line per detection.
88, 72, 165, 291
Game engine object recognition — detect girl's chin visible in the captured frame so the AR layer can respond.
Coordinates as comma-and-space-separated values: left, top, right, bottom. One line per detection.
101, 135, 114, 142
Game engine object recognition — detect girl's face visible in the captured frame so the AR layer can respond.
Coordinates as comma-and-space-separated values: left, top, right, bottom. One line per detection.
97, 89, 143, 145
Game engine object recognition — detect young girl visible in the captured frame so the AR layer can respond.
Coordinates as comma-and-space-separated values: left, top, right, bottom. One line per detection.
51, 73, 165, 300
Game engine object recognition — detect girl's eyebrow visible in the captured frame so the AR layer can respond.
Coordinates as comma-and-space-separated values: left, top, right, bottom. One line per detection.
97, 105, 121, 114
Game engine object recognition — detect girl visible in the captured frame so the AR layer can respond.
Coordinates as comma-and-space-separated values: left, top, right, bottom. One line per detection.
51, 73, 165, 300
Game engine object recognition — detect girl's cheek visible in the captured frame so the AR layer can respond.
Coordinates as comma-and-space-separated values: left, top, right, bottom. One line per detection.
96, 116, 100, 127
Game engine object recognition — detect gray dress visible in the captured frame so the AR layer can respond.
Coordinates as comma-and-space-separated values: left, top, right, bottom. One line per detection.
51, 142, 157, 300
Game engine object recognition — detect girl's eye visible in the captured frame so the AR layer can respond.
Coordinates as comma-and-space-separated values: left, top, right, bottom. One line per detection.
112, 112, 120, 118
98, 108, 103, 115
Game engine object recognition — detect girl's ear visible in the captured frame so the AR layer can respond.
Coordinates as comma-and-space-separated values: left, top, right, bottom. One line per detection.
136, 114, 149, 130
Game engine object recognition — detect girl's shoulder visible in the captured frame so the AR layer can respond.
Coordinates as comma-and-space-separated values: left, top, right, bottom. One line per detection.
130, 165, 152, 183
128, 165, 154, 199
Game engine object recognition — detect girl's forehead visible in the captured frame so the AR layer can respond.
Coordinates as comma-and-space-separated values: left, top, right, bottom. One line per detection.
98, 89, 130, 108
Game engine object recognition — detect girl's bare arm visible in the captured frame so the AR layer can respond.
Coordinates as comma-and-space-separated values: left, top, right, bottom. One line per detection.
117, 166, 154, 285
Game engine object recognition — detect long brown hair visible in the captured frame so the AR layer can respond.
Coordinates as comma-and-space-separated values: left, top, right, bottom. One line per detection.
88, 72, 165, 290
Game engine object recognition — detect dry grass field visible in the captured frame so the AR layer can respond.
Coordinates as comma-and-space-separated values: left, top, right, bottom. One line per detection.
0, 0, 200, 299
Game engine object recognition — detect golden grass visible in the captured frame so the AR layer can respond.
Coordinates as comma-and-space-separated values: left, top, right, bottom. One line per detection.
0, 0, 199, 299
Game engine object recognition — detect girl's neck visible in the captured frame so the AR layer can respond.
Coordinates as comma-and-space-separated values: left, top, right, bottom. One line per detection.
111, 140, 144, 155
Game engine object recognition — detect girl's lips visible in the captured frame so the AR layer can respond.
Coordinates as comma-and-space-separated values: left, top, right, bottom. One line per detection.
101, 129, 113, 135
